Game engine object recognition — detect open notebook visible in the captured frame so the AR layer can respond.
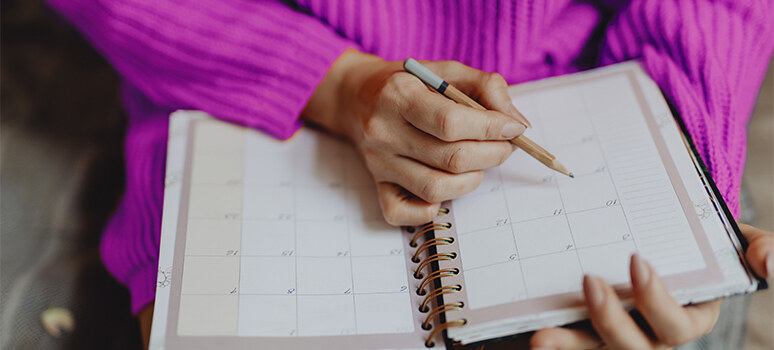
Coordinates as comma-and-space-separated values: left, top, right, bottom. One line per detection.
149, 62, 764, 349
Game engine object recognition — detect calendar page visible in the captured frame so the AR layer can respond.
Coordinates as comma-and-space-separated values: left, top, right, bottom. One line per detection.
433, 63, 759, 344
149, 112, 437, 350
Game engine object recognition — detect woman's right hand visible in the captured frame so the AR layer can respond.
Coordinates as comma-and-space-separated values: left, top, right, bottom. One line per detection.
303, 49, 529, 226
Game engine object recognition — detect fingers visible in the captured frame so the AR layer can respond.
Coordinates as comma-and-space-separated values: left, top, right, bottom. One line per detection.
386, 69, 525, 142
546, 255, 725, 350
424, 60, 532, 127
583, 274, 655, 350
375, 182, 440, 226
629, 254, 720, 347
738, 222, 774, 278
368, 152, 484, 204
400, 86, 526, 141
531, 326, 603, 350
398, 124, 515, 173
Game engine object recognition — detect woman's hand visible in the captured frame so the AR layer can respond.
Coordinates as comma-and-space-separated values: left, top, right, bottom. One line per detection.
530, 223, 774, 350
302, 49, 528, 226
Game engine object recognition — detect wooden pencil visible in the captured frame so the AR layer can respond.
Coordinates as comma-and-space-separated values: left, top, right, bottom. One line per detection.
404, 58, 573, 178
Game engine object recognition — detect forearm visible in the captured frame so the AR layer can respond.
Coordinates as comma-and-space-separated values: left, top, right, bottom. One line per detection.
46, 0, 355, 139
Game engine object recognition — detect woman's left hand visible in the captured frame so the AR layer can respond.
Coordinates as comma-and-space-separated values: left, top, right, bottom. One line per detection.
530, 223, 774, 350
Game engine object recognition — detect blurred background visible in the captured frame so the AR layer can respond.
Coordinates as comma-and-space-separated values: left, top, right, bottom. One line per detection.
1, 1, 771, 349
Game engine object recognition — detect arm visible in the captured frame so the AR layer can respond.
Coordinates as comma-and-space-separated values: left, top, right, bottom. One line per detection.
45, 0, 355, 139
599, 0, 774, 217
47, 0, 528, 226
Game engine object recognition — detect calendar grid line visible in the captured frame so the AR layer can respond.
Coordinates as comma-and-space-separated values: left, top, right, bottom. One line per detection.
292, 150, 299, 336
183, 254, 407, 258
343, 148, 359, 335
547, 159, 584, 275
456, 203, 634, 237
234, 143, 244, 334
579, 87, 642, 260
498, 165, 530, 299
537, 97, 584, 276
462, 237, 639, 273
180, 291, 411, 297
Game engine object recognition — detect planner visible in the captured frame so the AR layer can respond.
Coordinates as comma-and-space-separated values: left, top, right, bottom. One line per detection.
149, 62, 764, 350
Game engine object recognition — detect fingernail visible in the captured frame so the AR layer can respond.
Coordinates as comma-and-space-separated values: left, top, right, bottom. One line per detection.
584, 275, 606, 309
501, 122, 526, 138
509, 105, 532, 128
766, 252, 774, 278
631, 253, 651, 288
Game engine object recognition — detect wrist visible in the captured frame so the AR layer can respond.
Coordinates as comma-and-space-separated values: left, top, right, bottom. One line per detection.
302, 48, 387, 140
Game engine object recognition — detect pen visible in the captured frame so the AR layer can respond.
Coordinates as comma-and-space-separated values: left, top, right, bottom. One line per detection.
403, 58, 573, 178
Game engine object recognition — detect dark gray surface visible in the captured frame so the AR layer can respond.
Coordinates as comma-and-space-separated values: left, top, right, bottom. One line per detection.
2, 1, 142, 349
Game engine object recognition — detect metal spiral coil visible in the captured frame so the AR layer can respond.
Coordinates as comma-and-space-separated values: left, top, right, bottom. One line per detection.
405, 207, 465, 348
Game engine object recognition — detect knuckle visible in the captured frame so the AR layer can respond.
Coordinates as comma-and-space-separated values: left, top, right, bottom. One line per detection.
442, 60, 464, 70
380, 72, 416, 102
378, 193, 401, 226
384, 71, 409, 87
420, 175, 445, 203
486, 72, 508, 89
484, 115, 499, 139
446, 146, 471, 173
434, 106, 458, 141
362, 117, 389, 145
381, 206, 401, 226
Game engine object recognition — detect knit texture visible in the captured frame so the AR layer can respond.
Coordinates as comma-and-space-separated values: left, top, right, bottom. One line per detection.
45, 0, 774, 314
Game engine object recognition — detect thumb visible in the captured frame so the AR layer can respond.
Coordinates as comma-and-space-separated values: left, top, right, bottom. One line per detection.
738, 222, 774, 279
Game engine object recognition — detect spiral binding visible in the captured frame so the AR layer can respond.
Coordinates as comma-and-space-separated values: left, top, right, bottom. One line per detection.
409, 222, 452, 247
407, 208, 467, 348
412, 237, 454, 263
417, 268, 459, 295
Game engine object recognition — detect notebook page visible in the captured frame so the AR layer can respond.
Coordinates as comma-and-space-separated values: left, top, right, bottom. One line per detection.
151, 112, 436, 350
434, 63, 730, 343
450, 70, 719, 310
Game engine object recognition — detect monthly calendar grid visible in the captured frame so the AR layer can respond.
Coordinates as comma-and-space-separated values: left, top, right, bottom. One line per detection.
177, 122, 416, 337
454, 75, 706, 310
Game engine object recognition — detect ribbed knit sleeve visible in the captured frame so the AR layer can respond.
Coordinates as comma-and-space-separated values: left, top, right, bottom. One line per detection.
45, 0, 355, 139
599, 0, 774, 217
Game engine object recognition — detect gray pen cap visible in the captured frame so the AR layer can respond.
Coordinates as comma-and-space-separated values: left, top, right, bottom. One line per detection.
403, 58, 445, 91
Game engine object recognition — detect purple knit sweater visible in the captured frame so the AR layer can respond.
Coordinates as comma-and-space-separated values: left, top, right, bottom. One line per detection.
46, 0, 774, 314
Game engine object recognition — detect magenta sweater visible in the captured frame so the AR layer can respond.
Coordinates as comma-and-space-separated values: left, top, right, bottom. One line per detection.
46, 0, 773, 314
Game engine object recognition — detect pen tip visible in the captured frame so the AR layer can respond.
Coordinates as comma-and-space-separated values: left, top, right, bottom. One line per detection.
568, 172, 575, 178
